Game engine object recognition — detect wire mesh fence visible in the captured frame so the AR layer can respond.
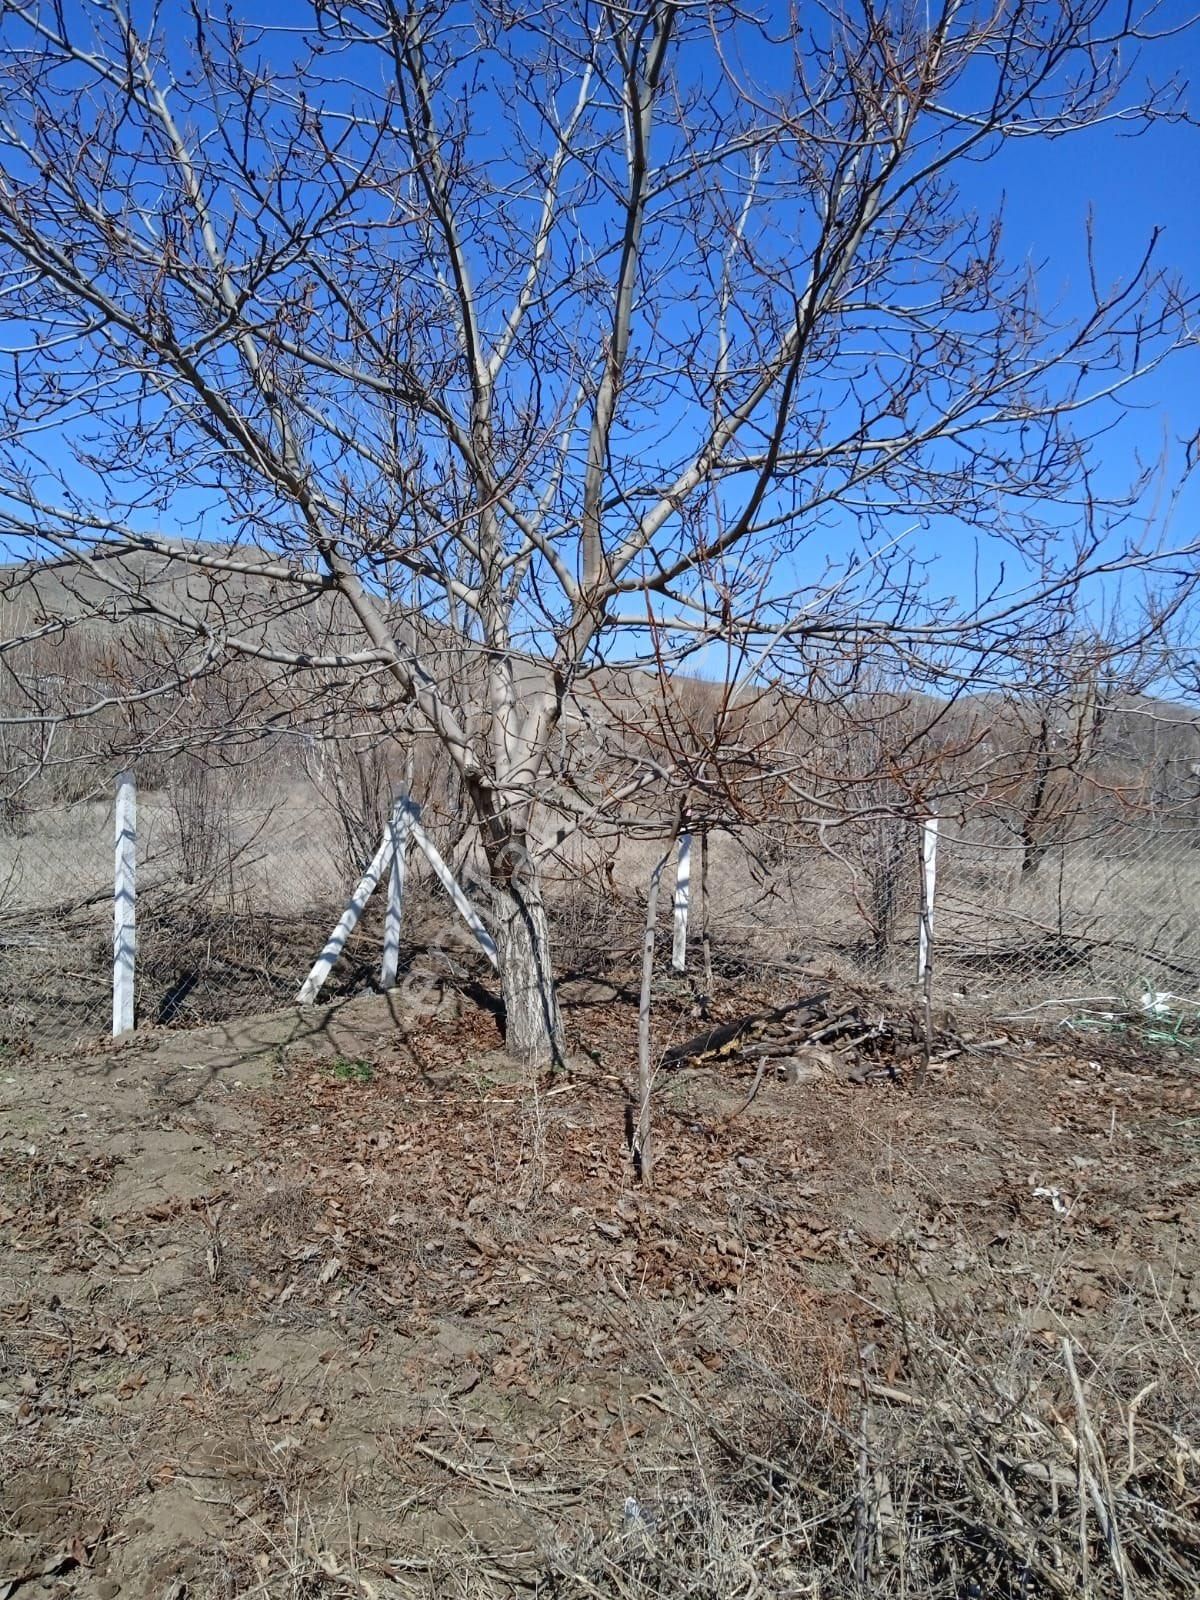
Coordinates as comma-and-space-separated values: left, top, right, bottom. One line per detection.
3, 757, 1200, 1056
690, 814, 1200, 1021
933, 813, 1200, 1016
0, 760, 504, 1051
0, 782, 336, 1048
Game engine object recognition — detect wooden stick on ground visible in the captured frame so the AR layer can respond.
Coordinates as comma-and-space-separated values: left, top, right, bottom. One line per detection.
635, 800, 684, 1184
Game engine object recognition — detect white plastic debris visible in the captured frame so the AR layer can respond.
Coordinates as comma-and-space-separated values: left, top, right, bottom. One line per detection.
1139, 991, 1175, 1016
1032, 1184, 1071, 1216
622, 1497, 655, 1544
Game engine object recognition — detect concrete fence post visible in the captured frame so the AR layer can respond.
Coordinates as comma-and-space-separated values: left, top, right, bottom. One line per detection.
672, 831, 692, 973
918, 815, 939, 983
113, 770, 137, 1036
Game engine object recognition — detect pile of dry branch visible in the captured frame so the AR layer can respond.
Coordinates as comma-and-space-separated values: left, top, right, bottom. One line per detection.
661, 986, 963, 1087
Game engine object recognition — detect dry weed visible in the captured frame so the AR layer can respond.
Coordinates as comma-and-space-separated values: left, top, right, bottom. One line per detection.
547, 1300, 1200, 1600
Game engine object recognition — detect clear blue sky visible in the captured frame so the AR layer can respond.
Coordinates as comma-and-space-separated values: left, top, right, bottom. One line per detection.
916, 87, 1199, 614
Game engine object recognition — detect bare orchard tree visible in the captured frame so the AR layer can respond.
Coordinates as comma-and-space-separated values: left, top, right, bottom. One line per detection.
0, 0, 1195, 1062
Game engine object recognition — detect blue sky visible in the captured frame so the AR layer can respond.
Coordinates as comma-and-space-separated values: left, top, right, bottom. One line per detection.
917, 91, 1199, 615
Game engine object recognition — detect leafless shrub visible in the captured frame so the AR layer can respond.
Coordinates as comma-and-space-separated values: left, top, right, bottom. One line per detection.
165, 758, 236, 891
548, 877, 639, 975
852, 808, 915, 966
303, 734, 397, 886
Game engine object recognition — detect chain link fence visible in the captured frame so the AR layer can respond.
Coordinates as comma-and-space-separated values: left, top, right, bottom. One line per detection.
934, 813, 1200, 1017
0, 779, 335, 1048
628, 811, 1200, 1026
4, 754, 1200, 1054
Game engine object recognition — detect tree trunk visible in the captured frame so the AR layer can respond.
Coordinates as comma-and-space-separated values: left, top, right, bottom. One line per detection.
490, 848, 565, 1067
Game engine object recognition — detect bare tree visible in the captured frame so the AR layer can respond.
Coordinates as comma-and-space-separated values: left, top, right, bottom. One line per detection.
0, 0, 1195, 1062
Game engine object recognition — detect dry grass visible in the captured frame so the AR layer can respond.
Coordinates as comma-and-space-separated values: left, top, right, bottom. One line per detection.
122, 1295, 1196, 1599
546, 1302, 1200, 1599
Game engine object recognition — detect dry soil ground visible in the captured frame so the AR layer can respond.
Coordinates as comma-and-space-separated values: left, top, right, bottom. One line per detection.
1, 970, 1199, 1598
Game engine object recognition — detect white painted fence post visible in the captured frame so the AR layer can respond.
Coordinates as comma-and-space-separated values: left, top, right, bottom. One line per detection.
298, 829, 395, 1005
407, 815, 500, 970
672, 831, 692, 972
300, 794, 500, 1005
917, 815, 939, 982
380, 797, 417, 991
113, 770, 136, 1035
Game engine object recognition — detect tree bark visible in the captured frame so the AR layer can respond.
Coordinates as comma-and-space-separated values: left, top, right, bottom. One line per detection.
489, 840, 565, 1067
